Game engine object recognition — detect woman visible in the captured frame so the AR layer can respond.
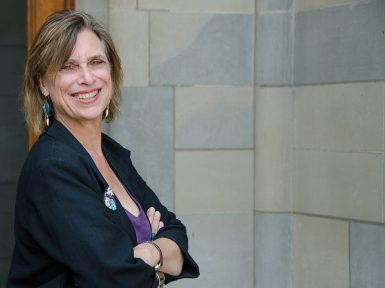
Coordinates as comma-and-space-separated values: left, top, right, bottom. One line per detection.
7, 10, 199, 288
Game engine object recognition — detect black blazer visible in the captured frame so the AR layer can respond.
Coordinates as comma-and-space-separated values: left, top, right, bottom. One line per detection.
8, 120, 199, 288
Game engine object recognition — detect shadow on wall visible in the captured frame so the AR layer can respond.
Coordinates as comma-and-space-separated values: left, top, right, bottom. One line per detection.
0, 0, 28, 286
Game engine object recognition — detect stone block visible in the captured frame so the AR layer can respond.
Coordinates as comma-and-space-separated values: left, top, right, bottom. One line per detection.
295, 0, 352, 11
175, 86, 253, 149
294, 82, 384, 152
109, 5, 149, 86
255, 87, 293, 212
351, 222, 385, 288
110, 0, 137, 11
293, 215, 349, 288
255, 212, 293, 288
258, 0, 293, 11
150, 13, 253, 85
167, 213, 254, 288
109, 87, 174, 210
139, 0, 254, 13
294, 0, 385, 83
175, 150, 254, 214
76, 0, 109, 26
293, 149, 383, 222
256, 12, 293, 85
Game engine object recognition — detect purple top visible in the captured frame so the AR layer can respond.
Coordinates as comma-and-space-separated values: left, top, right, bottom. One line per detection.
123, 188, 151, 244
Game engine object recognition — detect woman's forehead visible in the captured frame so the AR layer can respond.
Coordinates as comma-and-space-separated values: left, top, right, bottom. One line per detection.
67, 30, 107, 60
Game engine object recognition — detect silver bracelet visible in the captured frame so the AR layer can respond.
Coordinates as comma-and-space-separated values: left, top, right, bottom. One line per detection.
156, 272, 165, 288
144, 241, 163, 271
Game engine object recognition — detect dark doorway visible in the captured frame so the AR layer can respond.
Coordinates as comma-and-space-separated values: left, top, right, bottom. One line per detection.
0, 0, 27, 286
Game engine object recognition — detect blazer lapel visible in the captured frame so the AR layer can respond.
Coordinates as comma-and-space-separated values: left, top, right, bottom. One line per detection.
44, 119, 106, 189
101, 136, 139, 200
44, 120, 138, 244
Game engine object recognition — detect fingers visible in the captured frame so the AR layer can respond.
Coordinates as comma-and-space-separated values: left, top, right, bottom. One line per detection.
147, 207, 155, 224
147, 207, 164, 235
152, 210, 161, 233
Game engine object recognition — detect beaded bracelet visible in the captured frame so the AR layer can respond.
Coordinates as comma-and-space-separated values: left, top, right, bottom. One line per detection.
145, 241, 163, 271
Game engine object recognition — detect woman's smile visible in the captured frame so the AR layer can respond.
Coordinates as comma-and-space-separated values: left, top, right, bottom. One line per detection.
71, 89, 102, 105
73, 89, 99, 100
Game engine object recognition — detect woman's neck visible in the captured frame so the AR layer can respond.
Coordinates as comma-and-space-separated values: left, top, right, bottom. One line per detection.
56, 116, 103, 156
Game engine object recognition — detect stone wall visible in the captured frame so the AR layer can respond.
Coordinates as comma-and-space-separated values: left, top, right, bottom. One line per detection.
77, 1, 385, 287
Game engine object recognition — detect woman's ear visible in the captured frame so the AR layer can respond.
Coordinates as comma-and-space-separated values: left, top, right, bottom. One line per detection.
38, 76, 49, 97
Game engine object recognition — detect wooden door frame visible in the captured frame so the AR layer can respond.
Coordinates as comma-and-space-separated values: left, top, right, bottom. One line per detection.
27, 0, 75, 148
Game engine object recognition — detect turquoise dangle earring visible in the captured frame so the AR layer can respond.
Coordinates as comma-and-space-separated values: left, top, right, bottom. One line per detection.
42, 98, 52, 127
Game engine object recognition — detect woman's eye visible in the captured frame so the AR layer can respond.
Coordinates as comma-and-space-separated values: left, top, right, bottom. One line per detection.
61, 63, 77, 71
90, 59, 105, 66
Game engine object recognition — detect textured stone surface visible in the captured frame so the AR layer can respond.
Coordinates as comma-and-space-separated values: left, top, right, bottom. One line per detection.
255, 87, 293, 212
294, 82, 384, 152
293, 150, 383, 222
151, 13, 253, 85
76, 0, 109, 26
110, 0, 136, 11
294, 0, 385, 84
255, 213, 293, 288
175, 150, 254, 214
293, 215, 349, 288
109, 4, 149, 86
109, 87, 174, 210
351, 223, 385, 288
74, 2, 385, 288
256, 12, 293, 85
295, 0, 351, 11
258, 0, 293, 11
175, 86, 253, 149
167, 213, 254, 288
139, 0, 254, 13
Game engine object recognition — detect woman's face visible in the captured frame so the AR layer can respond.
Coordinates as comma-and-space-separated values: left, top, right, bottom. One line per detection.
40, 29, 112, 127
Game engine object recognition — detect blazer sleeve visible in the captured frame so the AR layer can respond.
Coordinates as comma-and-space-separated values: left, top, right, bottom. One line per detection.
23, 156, 158, 288
125, 157, 200, 284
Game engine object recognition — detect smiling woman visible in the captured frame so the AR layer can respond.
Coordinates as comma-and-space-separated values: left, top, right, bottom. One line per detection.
7, 10, 199, 288
39, 29, 112, 128
24, 10, 122, 136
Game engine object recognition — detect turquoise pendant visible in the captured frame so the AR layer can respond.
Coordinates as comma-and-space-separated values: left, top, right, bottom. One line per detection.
104, 187, 117, 211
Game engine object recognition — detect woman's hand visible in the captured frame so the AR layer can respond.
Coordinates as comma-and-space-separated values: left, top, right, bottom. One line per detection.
133, 241, 161, 267
133, 207, 163, 266
147, 207, 164, 238
134, 207, 183, 276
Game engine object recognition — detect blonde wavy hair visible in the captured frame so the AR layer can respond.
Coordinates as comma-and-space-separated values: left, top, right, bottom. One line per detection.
24, 10, 122, 134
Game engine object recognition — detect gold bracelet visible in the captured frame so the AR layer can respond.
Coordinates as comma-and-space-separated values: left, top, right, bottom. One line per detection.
144, 241, 163, 271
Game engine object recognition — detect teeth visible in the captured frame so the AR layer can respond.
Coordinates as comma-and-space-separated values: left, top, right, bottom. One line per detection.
76, 91, 98, 99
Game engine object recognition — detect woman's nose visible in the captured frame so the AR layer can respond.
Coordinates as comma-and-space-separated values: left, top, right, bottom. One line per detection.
78, 66, 95, 84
